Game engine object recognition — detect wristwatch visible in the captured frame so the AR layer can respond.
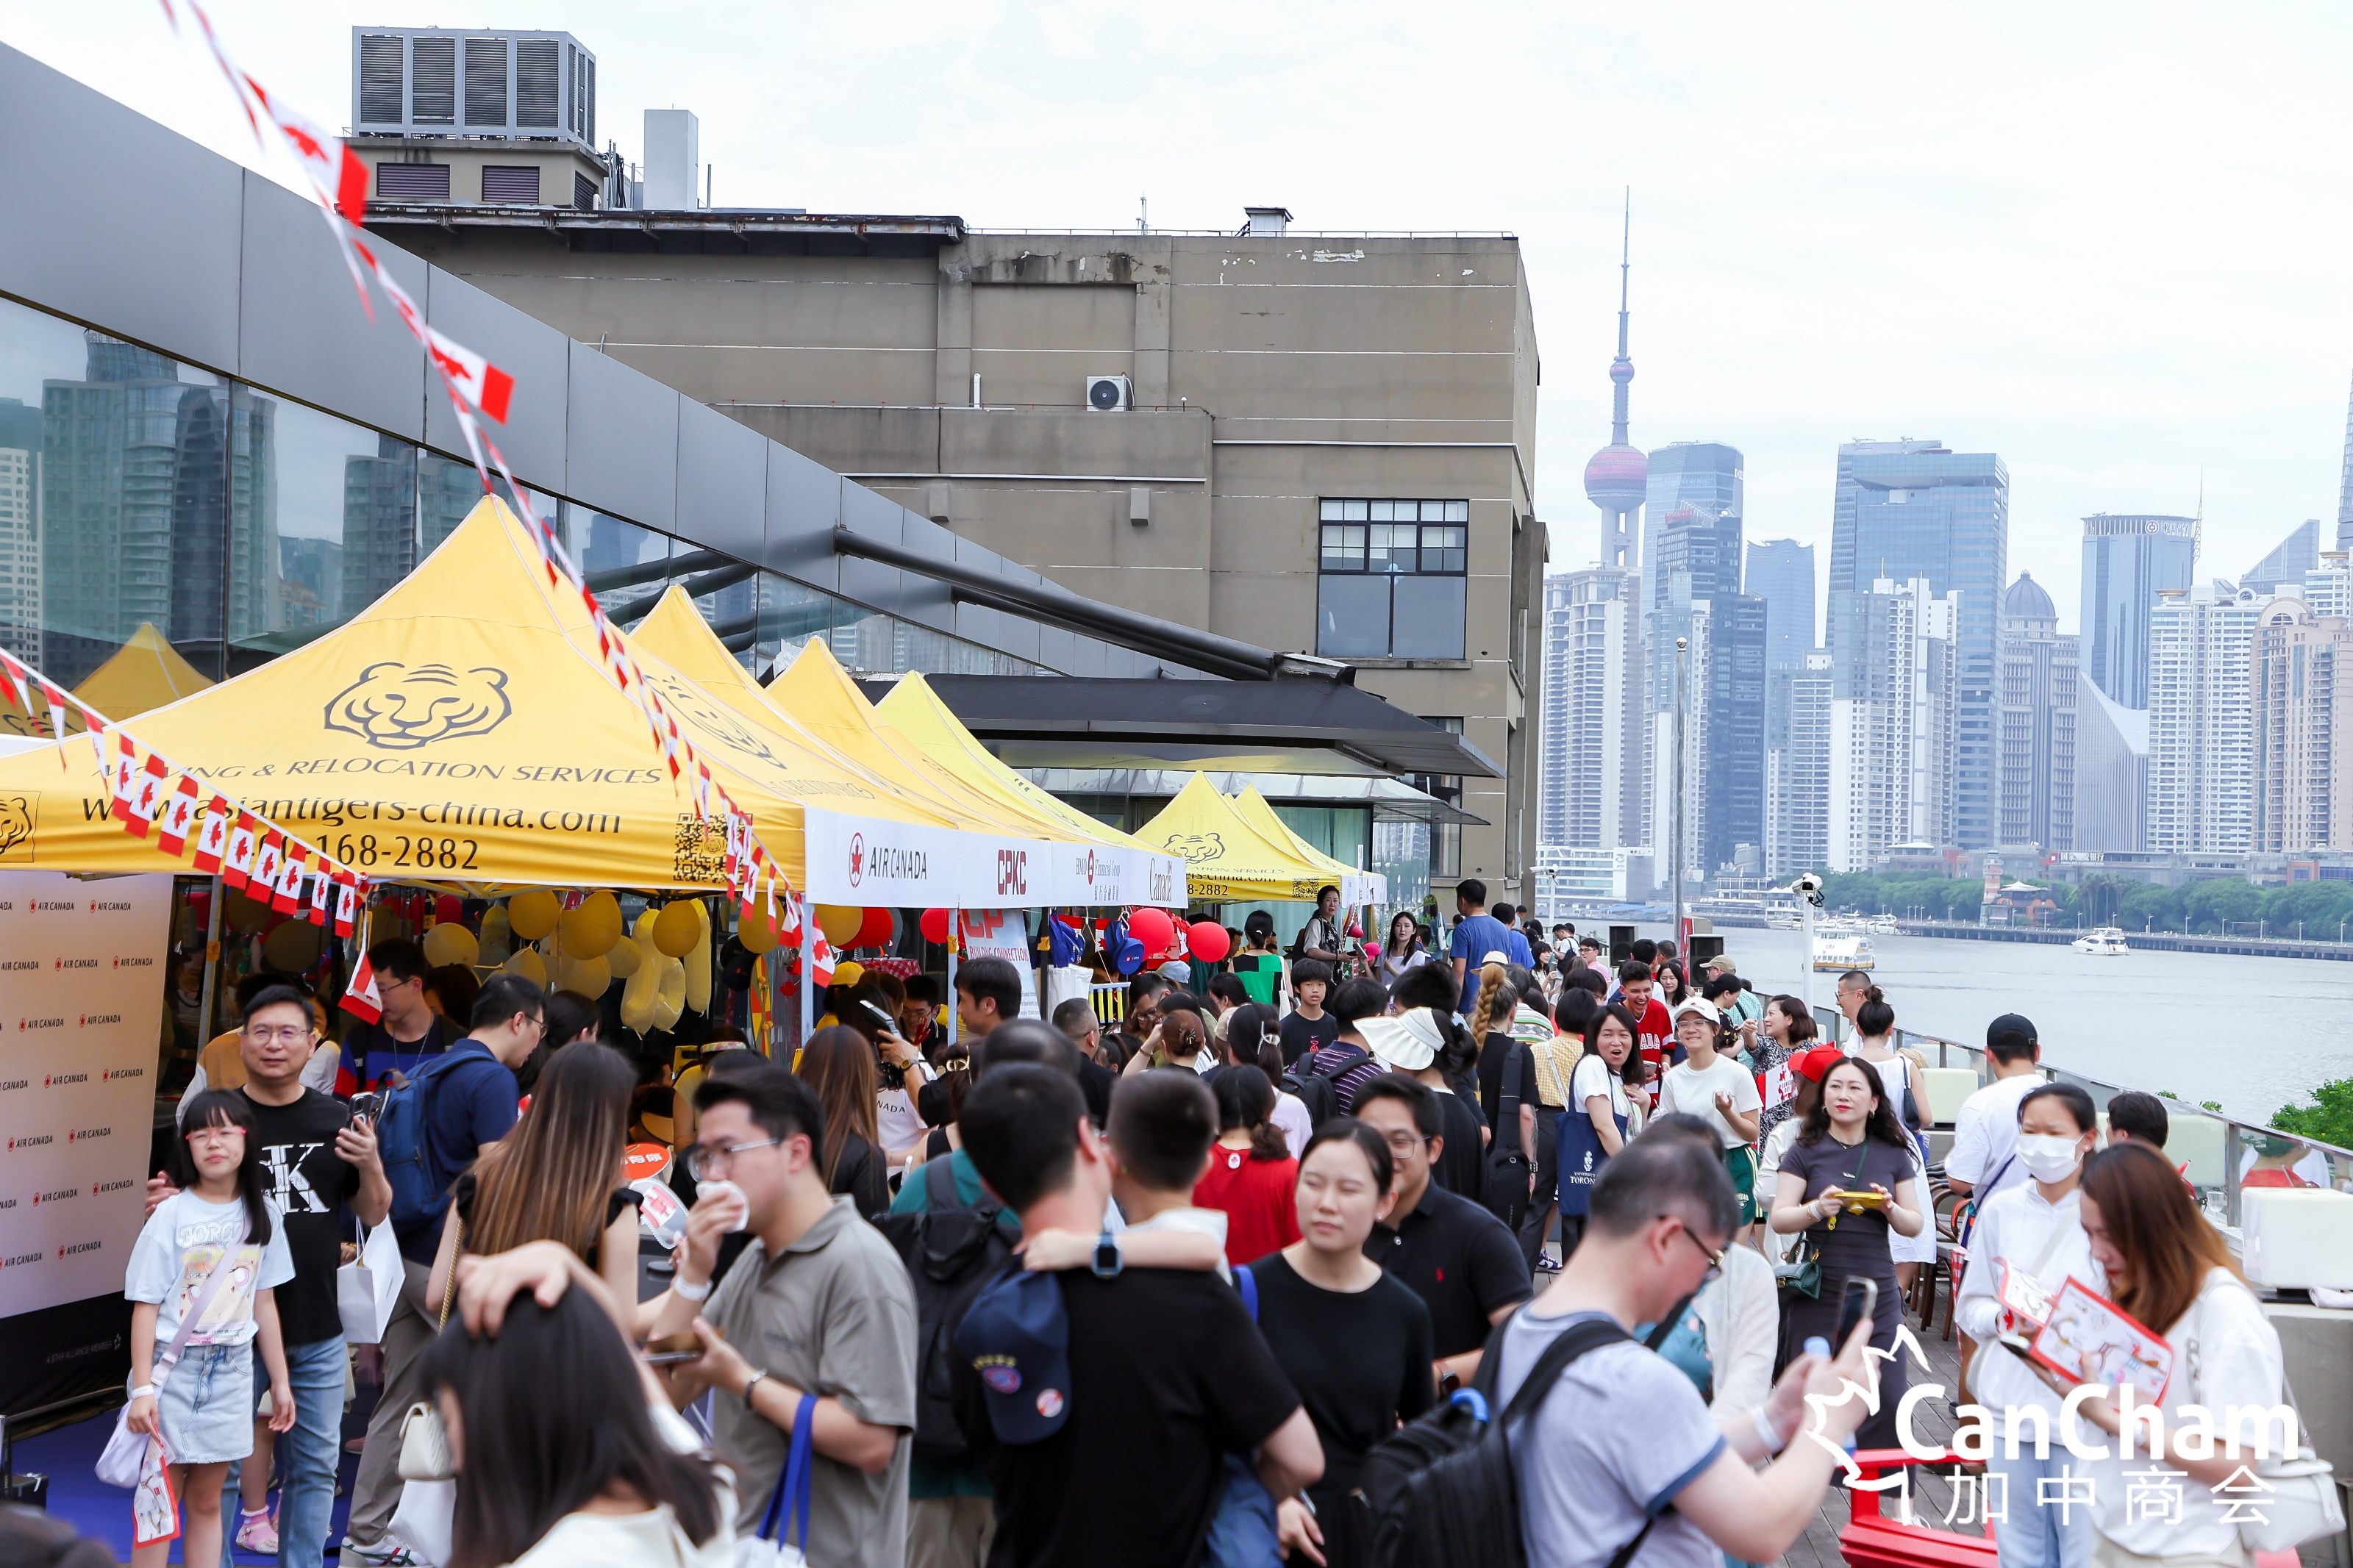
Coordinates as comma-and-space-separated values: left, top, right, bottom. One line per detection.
1090, 1232, 1123, 1278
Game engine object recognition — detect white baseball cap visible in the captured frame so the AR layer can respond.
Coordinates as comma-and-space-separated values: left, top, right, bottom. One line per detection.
1671, 998, 1723, 1028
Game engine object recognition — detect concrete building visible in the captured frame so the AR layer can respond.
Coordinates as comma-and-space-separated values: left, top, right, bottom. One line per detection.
2080, 512, 2198, 709
2301, 552, 2353, 620
1827, 440, 2007, 848
1994, 573, 2077, 851
347, 28, 619, 212
2251, 597, 2353, 853
1746, 537, 1815, 673
0, 396, 38, 661
1765, 649, 1833, 876
1538, 568, 1644, 857
2074, 673, 2150, 853
365, 201, 1541, 906
2243, 519, 2319, 594
2145, 580, 2262, 855
1827, 578, 1957, 872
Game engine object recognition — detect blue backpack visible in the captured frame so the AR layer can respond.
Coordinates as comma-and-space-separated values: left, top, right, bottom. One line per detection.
374, 1051, 476, 1245
1205, 1267, 1284, 1568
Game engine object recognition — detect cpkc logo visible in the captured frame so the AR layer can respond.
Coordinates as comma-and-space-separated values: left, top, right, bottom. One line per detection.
324, 662, 511, 751
848, 834, 865, 887
998, 849, 1029, 898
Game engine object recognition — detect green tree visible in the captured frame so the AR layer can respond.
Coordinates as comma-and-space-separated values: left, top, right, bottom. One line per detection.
2272, 1077, 2353, 1150
2117, 882, 2182, 932
2076, 873, 2138, 927
2182, 878, 2264, 934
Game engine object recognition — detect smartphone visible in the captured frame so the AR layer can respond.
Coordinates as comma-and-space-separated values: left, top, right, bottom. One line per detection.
858, 998, 899, 1034
1997, 1331, 2038, 1364
347, 1092, 385, 1127
1835, 1278, 1878, 1346
642, 1331, 702, 1367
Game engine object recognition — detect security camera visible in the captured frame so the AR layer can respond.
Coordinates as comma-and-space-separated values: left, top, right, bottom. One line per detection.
1790, 873, 1826, 909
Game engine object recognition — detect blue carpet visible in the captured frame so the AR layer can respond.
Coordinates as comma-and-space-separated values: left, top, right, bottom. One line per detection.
15, 1390, 371, 1565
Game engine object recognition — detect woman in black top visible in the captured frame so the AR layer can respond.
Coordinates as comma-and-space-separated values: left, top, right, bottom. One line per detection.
1768, 1056, 1927, 1448
1249, 1123, 1436, 1568
789, 1025, 892, 1217
429, 1042, 643, 1334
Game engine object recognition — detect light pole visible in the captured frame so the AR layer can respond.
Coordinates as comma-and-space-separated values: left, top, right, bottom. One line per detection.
1672, 637, 1688, 956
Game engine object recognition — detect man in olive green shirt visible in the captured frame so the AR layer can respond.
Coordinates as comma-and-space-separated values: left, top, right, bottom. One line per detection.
656, 1066, 917, 1568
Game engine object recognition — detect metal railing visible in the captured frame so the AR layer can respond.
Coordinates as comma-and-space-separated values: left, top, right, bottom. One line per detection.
1868, 1023, 2353, 1234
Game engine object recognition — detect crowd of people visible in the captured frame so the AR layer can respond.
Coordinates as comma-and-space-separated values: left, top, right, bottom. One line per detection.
113, 880, 2314, 1568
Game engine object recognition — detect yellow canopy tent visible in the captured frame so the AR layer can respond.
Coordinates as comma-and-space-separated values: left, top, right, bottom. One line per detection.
0, 498, 944, 893
1132, 773, 1334, 902
626, 588, 1129, 907
1, 623, 215, 739
872, 670, 1189, 909
1231, 785, 1388, 907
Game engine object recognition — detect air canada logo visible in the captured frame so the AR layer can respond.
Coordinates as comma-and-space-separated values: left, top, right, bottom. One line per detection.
325, 662, 511, 751
1165, 832, 1226, 864
848, 834, 865, 887
0, 795, 31, 859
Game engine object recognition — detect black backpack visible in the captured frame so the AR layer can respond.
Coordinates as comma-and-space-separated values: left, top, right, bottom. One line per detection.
1482, 1036, 1530, 1233
1288, 1046, 1363, 1126
1354, 1307, 1684, 1568
875, 1156, 1018, 1461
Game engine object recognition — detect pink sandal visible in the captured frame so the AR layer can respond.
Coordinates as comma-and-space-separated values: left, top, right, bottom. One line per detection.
235, 1506, 279, 1554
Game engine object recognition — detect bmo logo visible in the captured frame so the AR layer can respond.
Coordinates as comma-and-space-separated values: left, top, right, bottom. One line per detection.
996, 850, 1029, 898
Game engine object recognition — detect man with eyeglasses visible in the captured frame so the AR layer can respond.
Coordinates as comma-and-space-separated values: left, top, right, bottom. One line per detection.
1352, 1075, 1529, 1392
346, 973, 543, 1568
344, 938, 449, 1092
146, 984, 390, 1568
1492, 1126, 1877, 1568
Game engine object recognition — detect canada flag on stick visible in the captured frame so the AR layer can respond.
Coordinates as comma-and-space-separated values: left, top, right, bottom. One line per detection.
192, 797, 229, 874
126, 754, 169, 839
155, 776, 201, 856
340, 950, 383, 1025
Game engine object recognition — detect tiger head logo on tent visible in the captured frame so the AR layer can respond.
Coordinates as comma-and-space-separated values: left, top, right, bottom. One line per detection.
324, 662, 512, 751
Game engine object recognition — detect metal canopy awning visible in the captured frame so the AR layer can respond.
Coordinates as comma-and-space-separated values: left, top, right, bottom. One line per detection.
854, 674, 1499, 781
1020, 768, 1487, 827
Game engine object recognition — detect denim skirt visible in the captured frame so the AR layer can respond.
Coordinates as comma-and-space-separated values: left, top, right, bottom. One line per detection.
156, 1342, 257, 1465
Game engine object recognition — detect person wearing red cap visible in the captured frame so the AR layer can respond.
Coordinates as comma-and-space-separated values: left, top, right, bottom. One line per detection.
1756, 1044, 1845, 1264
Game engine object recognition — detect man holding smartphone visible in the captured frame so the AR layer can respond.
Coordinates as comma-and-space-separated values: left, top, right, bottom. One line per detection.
145, 985, 390, 1568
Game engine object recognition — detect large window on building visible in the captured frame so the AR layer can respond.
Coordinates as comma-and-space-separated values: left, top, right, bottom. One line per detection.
1316, 498, 1467, 659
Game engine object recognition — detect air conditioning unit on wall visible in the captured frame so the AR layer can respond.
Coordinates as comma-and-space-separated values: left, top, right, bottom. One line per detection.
1085, 375, 1132, 412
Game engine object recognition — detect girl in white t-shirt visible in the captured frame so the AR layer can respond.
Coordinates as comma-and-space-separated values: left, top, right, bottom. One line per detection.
1656, 999, 1763, 1222
123, 1091, 296, 1568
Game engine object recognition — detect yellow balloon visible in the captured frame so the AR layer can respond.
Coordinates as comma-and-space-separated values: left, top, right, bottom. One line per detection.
832, 959, 865, 989
652, 899, 702, 959
476, 906, 513, 963
502, 948, 548, 987
738, 906, 780, 956
554, 953, 611, 998
262, 920, 322, 973
652, 956, 687, 1031
421, 922, 479, 970
607, 932, 643, 979
561, 890, 622, 959
815, 903, 864, 948
508, 889, 561, 942
683, 901, 713, 1015
225, 890, 272, 934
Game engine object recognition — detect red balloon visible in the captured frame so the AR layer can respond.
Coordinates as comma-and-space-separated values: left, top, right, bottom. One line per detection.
918, 907, 952, 945
435, 893, 465, 926
856, 906, 896, 951
1186, 920, 1231, 964
1128, 906, 1175, 953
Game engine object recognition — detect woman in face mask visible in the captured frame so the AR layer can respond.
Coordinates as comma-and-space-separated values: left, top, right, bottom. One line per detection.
1950, 1082, 2099, 1568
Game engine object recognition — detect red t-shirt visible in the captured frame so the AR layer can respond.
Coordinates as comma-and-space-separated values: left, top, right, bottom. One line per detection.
1632, 998, 1674, 1102
1193, 1147, 1302, 1267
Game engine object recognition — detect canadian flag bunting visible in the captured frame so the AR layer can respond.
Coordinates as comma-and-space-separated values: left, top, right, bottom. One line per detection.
306, 861, 334, 926
358, 254, 515, 423
192, 797, 229, 873
339, 951, 384, 1025
223, 813, 259, 891
126, 753, 169, 838
249, 831, 282, 897
110, 735, 140, 823
155, 775, 201, 856
271, 842, 307, 914
333, 873, 360, 939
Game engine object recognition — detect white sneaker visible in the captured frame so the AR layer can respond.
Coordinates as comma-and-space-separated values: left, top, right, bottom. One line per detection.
341, 1538, 418, 1567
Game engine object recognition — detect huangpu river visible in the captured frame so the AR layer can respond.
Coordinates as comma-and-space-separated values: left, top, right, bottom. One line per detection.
1629, 925, 2352, 1125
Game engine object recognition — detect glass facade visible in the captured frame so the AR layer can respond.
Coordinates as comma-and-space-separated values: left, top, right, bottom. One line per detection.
1315, 498, 1468, 660
0, 293, 1040, 705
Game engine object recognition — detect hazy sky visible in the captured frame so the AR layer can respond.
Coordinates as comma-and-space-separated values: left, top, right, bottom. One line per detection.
14, 1, 2352, 634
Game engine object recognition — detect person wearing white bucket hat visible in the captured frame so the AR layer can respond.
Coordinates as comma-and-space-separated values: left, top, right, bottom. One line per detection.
1657, 998, 1763, 1225
1361, 1009, 1489, 1203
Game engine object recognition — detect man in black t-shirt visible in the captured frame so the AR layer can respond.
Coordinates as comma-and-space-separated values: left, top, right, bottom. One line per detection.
145, 985, 389, 1568
1354, 1075, 1529, 1388
1276, 960, 1340, 1067
952, 1064, 1323, 1568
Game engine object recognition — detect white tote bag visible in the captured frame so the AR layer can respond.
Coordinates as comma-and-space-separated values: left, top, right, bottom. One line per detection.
338, 1220, 404, 1345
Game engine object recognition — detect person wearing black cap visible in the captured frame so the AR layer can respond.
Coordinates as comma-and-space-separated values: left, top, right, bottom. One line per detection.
1944, 1012, 2045, 1205
949, 1064, 1322, 1568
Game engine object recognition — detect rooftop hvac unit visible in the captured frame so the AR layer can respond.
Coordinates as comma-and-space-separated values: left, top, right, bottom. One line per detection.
351, 27, 596, 149
1085, 375, 1132, 412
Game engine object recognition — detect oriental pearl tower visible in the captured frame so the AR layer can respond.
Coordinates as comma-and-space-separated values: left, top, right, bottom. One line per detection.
1583, 193, 1646, 568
